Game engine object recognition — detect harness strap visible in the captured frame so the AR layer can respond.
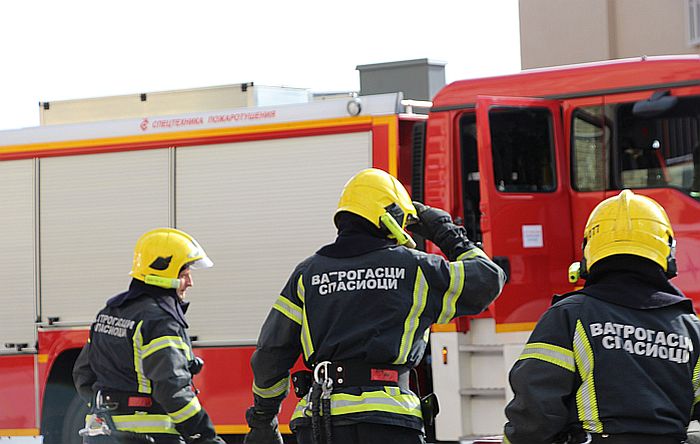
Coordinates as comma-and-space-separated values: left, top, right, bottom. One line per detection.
99, 391, 165, 414
314, 360, 409, 389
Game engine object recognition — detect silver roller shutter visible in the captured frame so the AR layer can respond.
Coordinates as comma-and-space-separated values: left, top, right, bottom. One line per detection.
0, 160, 37, 348
40, 149, 171, 324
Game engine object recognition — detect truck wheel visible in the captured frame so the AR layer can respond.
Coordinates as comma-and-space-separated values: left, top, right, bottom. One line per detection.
61, 392, 89, 444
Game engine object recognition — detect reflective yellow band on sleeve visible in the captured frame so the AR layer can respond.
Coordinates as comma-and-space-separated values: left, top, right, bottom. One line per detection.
519, 342, 575, 372
253, 376, 290, 399
132, 321, 152, 394
456, 247, 488, 261
436, 261, 465, 324
299, 275, 315, 360
108, 413, 179, 435
393, 268, 428, 364
142, 336, 192, 360
574, 319, 603, 433
693, 350, 700, 405
273, 296, 303, 325
169, 397, 202, 424
291, 389, 422, 421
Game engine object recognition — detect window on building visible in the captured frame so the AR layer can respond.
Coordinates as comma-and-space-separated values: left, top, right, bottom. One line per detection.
489, 107, 556, 192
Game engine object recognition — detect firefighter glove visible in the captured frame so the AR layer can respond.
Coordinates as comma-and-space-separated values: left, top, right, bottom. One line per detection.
243, 406, 283, 444
409, 201, 477, 261
188, 357, 204, 375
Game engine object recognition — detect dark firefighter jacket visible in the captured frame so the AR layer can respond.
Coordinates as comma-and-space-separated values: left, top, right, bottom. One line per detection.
504, 256, 700, 444
73, 279, 217, 441
250, 216, 506, 432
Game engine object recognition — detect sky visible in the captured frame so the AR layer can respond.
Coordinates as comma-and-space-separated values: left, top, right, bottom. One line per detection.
0, 1, 521, 131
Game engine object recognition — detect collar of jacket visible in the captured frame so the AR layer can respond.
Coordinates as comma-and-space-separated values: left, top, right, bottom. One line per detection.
565, 255, 692, 311
106, 279, 189, 328
316, 212, 395, 258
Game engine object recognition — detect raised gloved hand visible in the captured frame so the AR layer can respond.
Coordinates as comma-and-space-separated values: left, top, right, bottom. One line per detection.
408, 202, 453, 241
243, 407, 283, 444
408, 201, 477, 261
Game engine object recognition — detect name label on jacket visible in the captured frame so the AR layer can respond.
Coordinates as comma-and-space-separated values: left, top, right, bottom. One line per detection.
94, 314, 136, 338
311, 267, 406, 296
590, 322, 692, 364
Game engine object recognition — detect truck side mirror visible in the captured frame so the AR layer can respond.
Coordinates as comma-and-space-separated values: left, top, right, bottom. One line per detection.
632, 90, 678, 118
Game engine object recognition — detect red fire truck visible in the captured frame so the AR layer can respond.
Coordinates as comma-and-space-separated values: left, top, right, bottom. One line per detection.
1, 56, 699, 443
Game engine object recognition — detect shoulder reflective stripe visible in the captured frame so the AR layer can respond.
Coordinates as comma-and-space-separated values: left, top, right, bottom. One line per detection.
111, 413, 178, 434
299, 275, 315, 360
253, 376, 290, 398
456, 247, 488, 261
393, 268, 429, 364
436, 261, 465, 324
573, 319, 603, 433
169, 397, 202, 424
519, 342, 575, 372
132, 321, 152, 394
291, 389, 421, 420
142, 336, 192, 360
273, 296, 302, 325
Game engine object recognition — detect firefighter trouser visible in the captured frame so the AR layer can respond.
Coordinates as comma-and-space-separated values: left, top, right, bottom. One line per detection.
294, 423, 425, 444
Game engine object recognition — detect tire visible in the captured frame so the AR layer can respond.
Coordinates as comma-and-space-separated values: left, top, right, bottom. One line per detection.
62, 392, 90, 444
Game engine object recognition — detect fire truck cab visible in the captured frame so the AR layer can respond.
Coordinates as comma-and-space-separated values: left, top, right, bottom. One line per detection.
424, 56, 700, 441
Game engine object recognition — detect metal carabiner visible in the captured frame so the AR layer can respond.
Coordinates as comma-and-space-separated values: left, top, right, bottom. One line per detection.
314, 361, 332, 385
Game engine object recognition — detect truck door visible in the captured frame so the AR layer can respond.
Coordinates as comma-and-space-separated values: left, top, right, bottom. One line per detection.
475, 96, 574, 330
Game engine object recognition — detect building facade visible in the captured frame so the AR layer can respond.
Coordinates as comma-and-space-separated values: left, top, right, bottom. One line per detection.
520, 0, 700, 69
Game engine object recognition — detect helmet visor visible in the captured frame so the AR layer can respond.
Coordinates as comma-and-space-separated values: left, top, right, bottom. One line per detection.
188, 256, 214, 270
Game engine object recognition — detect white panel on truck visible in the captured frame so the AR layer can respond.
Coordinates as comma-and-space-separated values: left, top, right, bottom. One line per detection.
176, 132, 372, 342
0, 160, 36, 347
40, 149, 170, 323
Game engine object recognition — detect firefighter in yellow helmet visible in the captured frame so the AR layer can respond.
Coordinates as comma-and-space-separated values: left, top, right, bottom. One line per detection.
244, 168, 505, 444
504, 190, 700, 444
73, 228, 225, 444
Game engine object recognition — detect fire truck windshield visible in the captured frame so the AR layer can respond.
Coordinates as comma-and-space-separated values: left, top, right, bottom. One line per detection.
572, 95, 700, 199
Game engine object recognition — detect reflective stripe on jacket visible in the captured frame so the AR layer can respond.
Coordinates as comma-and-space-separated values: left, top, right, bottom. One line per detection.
251, 240, 505, 431
73, 279, 216, 439
504, 285, 700, 444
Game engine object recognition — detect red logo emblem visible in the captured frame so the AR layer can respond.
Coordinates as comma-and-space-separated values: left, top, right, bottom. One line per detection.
140, 118, 149, 131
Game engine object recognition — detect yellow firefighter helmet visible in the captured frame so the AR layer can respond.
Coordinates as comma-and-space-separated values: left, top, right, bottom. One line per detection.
130, 228, 213, 289
581, 189, 676, 277
336, 168, 418, 247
